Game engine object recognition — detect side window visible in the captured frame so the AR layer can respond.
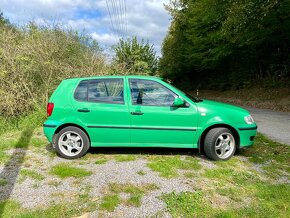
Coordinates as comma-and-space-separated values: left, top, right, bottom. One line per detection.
129, 79, 177, 106
74, 79, 124, 104
74, 80, 88, 101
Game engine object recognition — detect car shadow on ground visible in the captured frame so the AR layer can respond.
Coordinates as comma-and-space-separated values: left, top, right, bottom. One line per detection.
0, 128, 34, 217
46, 144, 202, 158
88, 146, 201, 157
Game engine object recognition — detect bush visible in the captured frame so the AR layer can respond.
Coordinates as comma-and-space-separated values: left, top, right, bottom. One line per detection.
0, 21, 107, 118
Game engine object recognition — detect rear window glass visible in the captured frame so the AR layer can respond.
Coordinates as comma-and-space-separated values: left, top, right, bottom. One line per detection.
74, 80, 88, 101
74, 79, 124, 104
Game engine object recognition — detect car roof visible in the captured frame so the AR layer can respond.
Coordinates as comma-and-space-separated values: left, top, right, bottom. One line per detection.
63, 75, 162, 81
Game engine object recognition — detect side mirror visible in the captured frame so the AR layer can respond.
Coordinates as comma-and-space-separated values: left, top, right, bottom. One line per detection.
172, 97, 184, 107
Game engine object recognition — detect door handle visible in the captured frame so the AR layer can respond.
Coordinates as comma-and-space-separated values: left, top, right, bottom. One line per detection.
131, 112, 144, 115
77, 109, 90, 113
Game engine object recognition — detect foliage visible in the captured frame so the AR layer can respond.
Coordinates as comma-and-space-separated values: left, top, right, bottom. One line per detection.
112, 36, 158, 75
147, 155, 201, 178
99, 194, 121, 212
0, 16, 106, 118
19, 169, 45, 182
50, 163, 92, 178
160, 0, 290, 90
99, 183, 158, 211
114, 154, 137, 162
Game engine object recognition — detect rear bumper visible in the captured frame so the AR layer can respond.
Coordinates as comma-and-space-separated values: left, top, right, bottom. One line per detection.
43, 120, 63, 143
43, 124, 56, 143
238, 125, 257, 147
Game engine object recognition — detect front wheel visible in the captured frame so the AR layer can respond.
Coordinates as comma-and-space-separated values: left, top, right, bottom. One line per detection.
54, 126, 90, 159
204, 128, 236, 161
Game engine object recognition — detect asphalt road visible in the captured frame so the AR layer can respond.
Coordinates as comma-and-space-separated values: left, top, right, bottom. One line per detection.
247, 107, 290, 145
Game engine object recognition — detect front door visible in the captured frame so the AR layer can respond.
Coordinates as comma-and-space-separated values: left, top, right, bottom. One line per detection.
128, 78, 198, 147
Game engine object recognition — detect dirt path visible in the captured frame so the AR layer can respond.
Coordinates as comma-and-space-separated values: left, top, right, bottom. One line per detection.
247, 107, 290, 145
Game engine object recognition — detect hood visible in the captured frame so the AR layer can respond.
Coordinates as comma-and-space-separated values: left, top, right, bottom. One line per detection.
197, 99, 249, 114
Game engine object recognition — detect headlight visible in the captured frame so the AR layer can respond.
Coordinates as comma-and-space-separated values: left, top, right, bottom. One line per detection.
244, 115, 254, 124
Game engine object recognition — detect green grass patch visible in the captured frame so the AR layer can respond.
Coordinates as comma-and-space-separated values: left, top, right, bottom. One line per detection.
0, 178, 8, 186
50, 163, 92, 178
95, 159, 108, 165
162, 191, 213, 217
204, 167, 261, 185
99, 194, 121, 212
183, 172, 196, 178
99, 183, 158, 211
137, 170, 146, 176
109, 183, 158, 207
147, 156, 202, 178
114, 155, 137, 162
240, 133, 290, 180
19, 169, 45, 182
0, 191, 97, 218
163, 184, 290, 218
0, 150, 9, 164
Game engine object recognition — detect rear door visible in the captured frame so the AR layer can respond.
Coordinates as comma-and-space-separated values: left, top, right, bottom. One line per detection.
128, 78, 198, 147
73, 78, 130, 146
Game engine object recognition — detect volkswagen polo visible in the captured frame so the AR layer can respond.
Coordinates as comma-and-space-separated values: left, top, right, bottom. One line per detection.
43, 76, 257, 160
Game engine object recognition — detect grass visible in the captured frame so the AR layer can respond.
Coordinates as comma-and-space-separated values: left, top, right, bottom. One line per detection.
19, 169, 45, 182
241, 133, 290, 180
0, 118, 289, 217
99, 195, 121, 212
99, 183, 158, 211
114, 155, 137, 162
162, 182, 290, 217
137, 170, 146, 176
50, 163, 92, 178
161, 134, 290, 217
0, 186, 98, 218
162, 191, 212, 217
147, 155, 202, 178
95, 159, 108, 165
0, 178, 8, 186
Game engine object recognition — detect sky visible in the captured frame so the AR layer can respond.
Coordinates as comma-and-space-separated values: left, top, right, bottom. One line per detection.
1, 0, 171, 56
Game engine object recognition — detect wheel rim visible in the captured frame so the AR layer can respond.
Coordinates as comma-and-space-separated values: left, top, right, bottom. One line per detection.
215, 133, 235, 159
58, 131, 83, 157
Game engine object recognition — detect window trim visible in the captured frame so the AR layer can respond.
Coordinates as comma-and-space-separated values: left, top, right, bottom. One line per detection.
128, 78, 188, 107
74, 78, 125, 105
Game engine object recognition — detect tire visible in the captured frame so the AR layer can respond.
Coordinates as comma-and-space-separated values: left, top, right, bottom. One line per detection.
204, 128, 236, 161
54, 126, 90, 159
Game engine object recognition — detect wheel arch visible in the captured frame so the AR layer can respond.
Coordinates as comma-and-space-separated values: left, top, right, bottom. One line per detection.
198, 124, 240, 153
53, 123, 91, 145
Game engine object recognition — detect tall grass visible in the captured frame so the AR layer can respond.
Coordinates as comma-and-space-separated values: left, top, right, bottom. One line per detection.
0, 21, 107, 119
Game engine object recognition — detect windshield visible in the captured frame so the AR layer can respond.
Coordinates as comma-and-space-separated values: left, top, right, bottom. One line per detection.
165, 81, 203, 103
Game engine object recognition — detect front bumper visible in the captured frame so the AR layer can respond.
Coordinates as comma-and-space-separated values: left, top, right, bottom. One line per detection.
238, 125, 258, 147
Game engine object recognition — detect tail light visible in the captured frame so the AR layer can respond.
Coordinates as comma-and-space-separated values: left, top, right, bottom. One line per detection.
47, 103, 54, 116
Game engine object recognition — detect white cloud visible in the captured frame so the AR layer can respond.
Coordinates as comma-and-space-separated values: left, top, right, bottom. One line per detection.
1, 0, 171, 56
91, 32, 118, 45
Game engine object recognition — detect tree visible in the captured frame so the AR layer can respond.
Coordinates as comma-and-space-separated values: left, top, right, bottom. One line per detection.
112, 36, 158, 75
159, 0, 290, 90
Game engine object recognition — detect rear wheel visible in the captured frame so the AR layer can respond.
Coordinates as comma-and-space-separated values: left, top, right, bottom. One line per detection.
54, 126, 90, 159
204, 128, 236, 161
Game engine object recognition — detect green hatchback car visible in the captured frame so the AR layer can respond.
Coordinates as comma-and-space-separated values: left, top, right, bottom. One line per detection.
43, 75, 257, 160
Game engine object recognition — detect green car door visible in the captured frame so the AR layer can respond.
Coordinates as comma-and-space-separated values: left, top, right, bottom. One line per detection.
127, 78, 199, 148
73, 78, 131, 146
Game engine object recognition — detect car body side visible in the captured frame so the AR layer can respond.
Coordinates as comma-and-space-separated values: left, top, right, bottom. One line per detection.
43, 75, 257, 149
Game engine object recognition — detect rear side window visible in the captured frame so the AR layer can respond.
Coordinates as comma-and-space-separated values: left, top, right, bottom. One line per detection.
74, 80, 88, 101
74, 79, 124, 104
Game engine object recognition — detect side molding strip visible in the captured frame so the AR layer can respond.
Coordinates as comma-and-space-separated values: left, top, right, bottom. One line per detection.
87, 126, 196, 131
43, 124, 57, 128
